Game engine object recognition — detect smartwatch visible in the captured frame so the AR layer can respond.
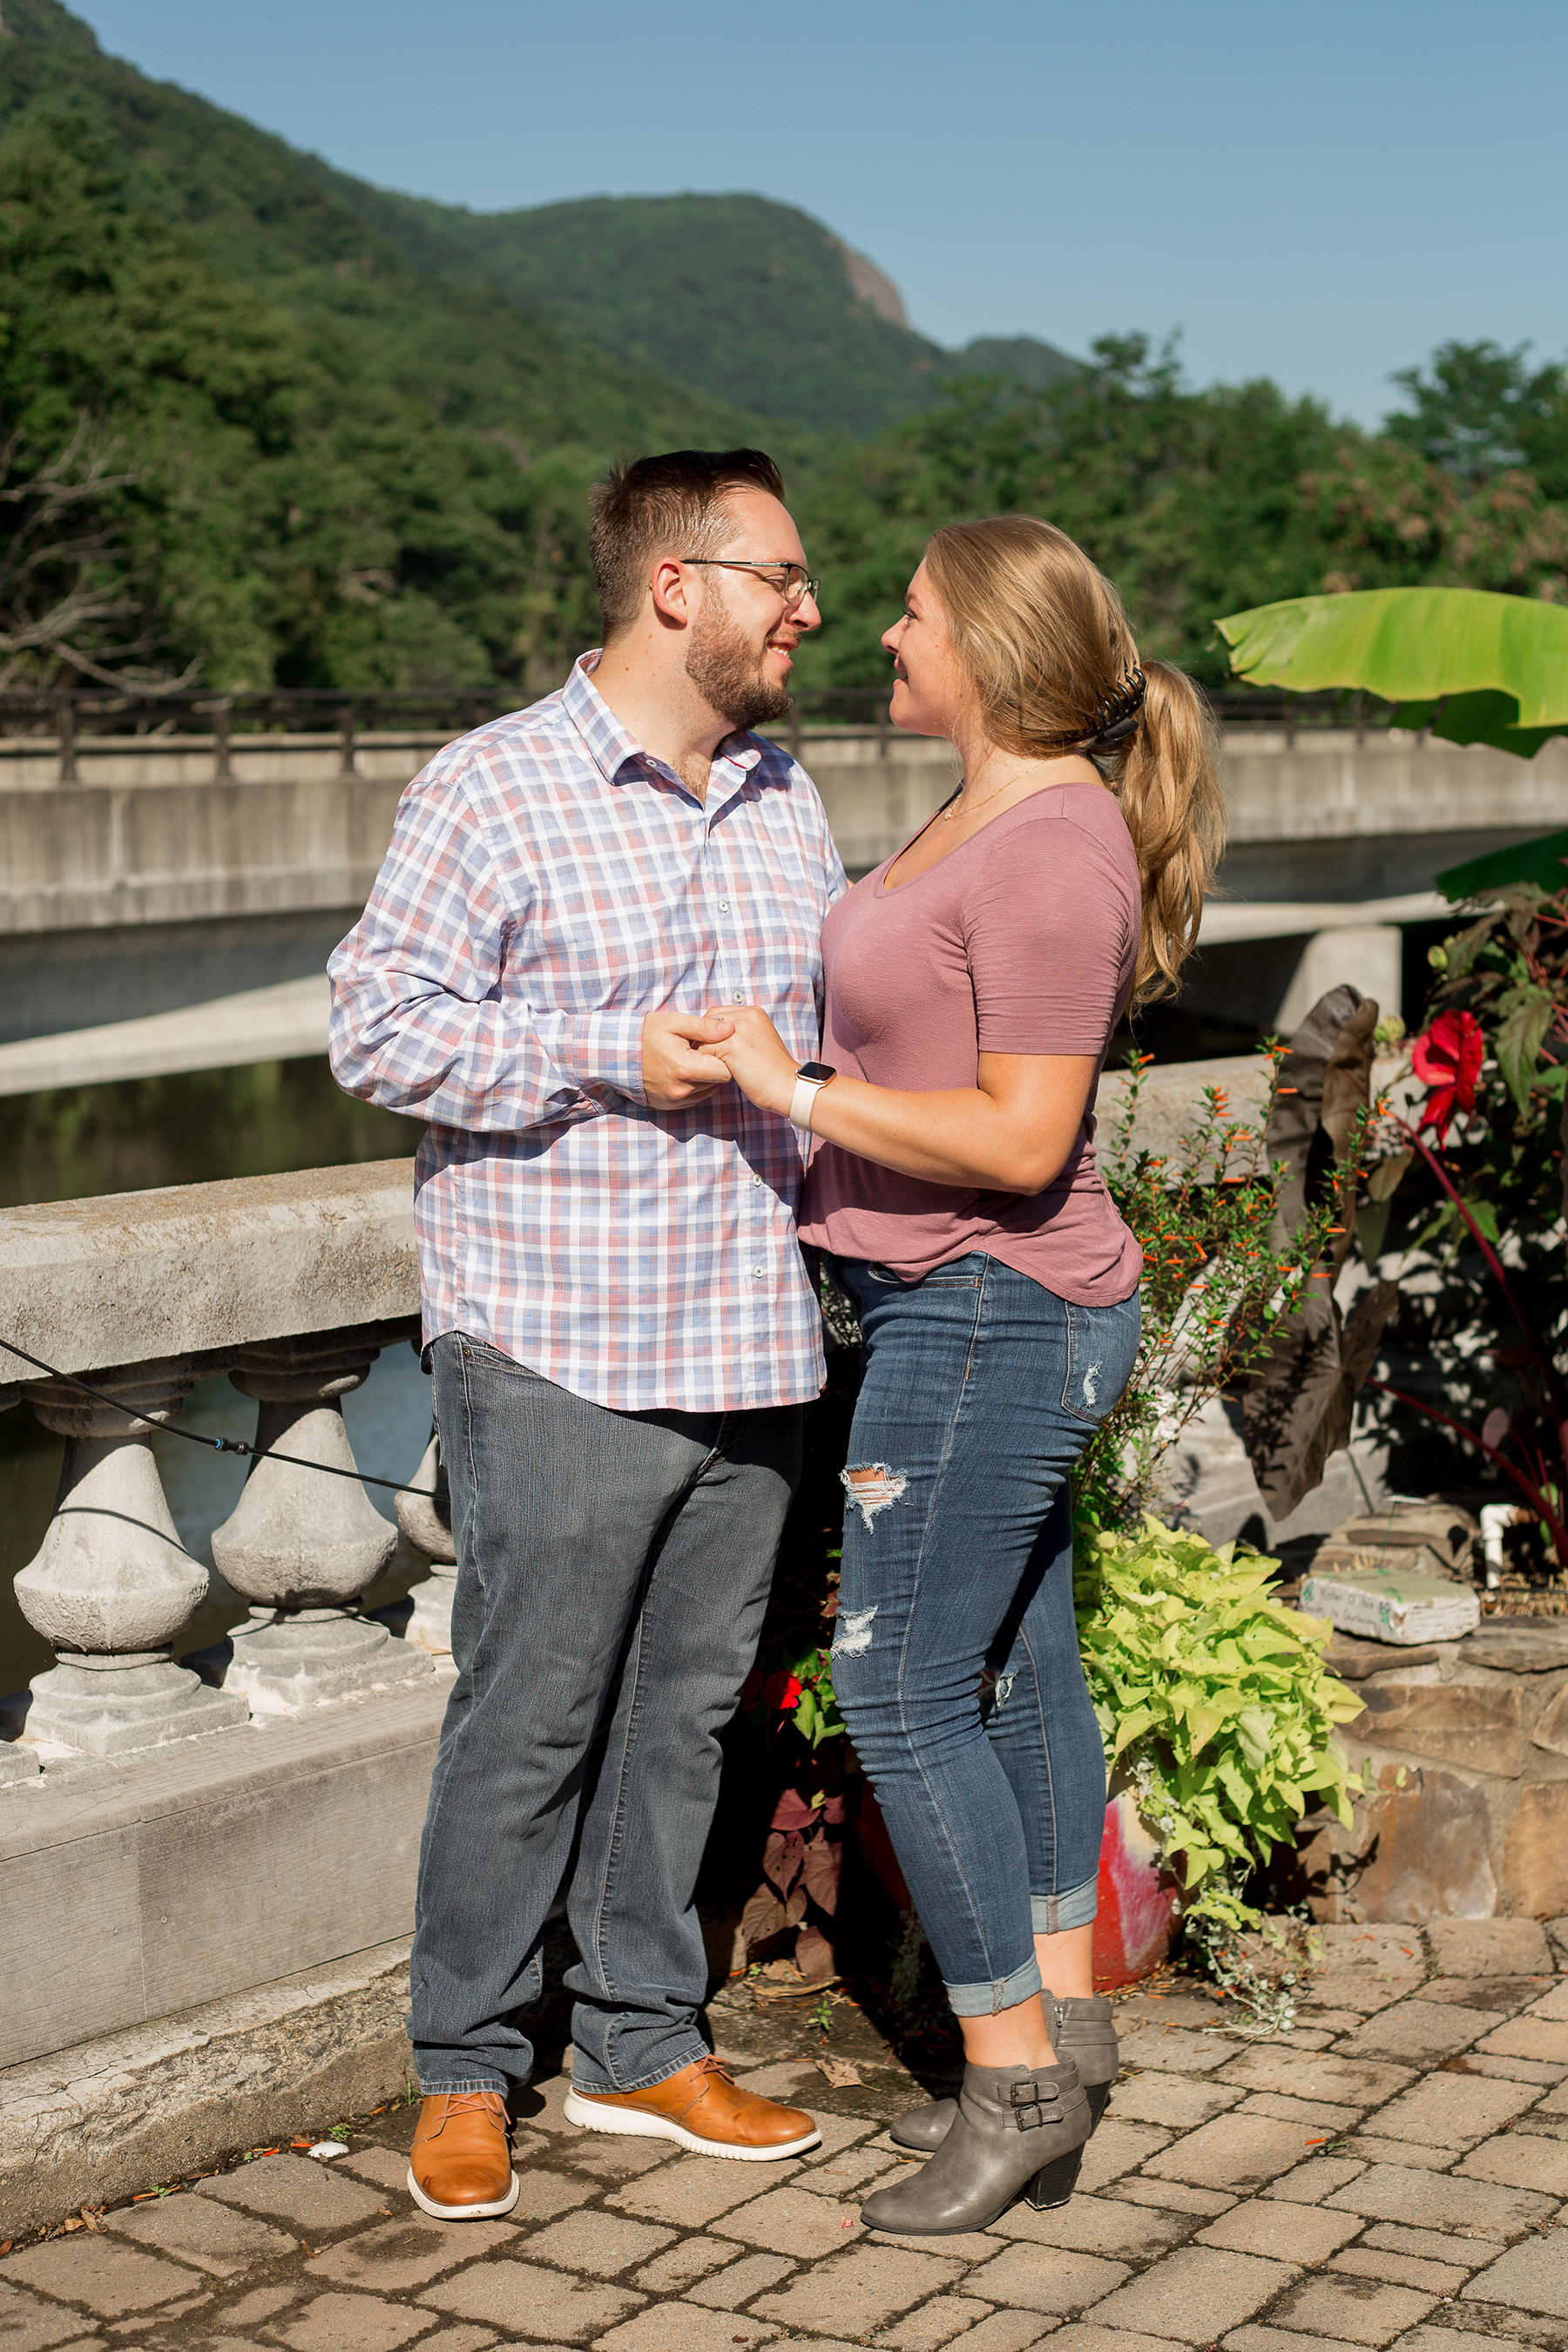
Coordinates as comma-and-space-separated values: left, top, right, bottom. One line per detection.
788, 1061, 837, 1132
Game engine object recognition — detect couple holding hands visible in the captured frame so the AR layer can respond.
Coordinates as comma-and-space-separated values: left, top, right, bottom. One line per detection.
329, 447, 1223, 2236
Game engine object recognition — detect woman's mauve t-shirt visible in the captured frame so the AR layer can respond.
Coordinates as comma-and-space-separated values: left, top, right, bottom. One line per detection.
798, 781, 1143, 1304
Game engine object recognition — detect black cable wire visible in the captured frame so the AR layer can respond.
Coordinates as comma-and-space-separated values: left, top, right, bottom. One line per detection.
0, 1336, 438, 1497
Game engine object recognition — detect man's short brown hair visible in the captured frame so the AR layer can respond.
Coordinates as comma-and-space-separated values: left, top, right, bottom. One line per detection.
589, 449, 787, 641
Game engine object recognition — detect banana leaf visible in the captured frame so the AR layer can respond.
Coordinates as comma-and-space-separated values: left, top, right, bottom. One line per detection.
1435, 829, 1568, 903
1215, 587, 1568, 758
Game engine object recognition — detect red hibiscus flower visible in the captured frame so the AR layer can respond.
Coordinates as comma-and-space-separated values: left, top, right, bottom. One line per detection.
1410, 1009, 1484, 1146
760, 1669, 803, 1713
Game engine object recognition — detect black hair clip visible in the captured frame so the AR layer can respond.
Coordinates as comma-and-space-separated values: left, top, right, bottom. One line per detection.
1077, 665, 1146, 754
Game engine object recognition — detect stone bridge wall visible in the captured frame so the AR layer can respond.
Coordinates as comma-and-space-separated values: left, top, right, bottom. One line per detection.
0, 727, 1562, 1046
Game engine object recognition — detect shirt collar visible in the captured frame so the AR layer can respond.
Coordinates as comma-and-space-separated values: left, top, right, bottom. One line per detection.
564, 652, 764, 793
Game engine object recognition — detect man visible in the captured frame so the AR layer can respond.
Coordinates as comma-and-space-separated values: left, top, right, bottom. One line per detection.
328, 449, 846, 2220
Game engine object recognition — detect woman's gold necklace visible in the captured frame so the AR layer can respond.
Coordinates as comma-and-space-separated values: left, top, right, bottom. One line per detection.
941, 773, 1020, 823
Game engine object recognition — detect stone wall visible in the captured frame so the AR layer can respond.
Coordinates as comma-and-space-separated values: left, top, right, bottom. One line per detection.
1298, 1619, 1568, 1922
0, 726, 1559, 1042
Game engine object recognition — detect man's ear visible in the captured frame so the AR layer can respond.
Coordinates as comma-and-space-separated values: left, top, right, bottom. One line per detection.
649, 555, 690, 629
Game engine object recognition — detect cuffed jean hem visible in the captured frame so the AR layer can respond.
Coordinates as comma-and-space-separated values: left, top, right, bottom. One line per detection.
566, 2043, 709, 2097
944, 1955, 1044, 2017
1031, 1877, 1099, 1935
417, 2072, 509, 2095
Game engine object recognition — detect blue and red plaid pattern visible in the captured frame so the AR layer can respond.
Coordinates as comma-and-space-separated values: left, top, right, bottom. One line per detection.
328, 656, 847, 1411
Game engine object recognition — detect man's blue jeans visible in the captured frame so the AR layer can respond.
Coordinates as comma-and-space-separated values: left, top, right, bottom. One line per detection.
410, 1335, 801, 2095
830, 1254, 1141, 2016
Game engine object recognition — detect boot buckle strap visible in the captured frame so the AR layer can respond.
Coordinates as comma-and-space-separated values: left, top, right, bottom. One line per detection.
1009, 2079, 1063, 2129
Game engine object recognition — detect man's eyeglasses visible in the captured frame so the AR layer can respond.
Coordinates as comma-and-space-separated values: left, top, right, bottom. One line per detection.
680, 558, 819, 612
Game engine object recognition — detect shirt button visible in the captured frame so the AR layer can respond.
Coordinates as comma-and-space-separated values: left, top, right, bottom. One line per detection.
753, 1175, 763, 1186
719, 900, 729, 910
732, 991, 744, 1003
752, 1264, 766, 1279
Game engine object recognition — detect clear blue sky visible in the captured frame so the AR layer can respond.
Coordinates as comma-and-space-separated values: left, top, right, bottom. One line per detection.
75, 0, 1568, 426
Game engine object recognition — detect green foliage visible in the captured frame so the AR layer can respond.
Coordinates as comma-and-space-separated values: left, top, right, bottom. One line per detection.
1437, 829, 1568, 902
1186, 1910, 1322, 2034
794, 335, 1568, 693
1073, 1521, 1364, 1929
0, 8, 753, 449
1416, 887, 1568, 1256
1384, 900, 1568, 1564
1388, 339, 1568, 502
1217, 585, 1568, 755
0, 3, 768, 690
0, 105, 693, 692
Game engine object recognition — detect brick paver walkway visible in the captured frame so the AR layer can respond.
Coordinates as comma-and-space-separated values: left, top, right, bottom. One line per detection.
8, 1920, 1568, 2352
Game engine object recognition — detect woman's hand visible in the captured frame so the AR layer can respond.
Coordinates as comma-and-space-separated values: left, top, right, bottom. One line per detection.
706, 1004, 800, 1117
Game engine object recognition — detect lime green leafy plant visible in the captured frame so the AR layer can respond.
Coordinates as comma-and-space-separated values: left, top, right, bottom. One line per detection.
1074, 1519, 1365, 1930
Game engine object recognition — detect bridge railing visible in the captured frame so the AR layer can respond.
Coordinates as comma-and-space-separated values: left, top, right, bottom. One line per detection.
0, 1159, 457, 1783
0, 684, 1395, 784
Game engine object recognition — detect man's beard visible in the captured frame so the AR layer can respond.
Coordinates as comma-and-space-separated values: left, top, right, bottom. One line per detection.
685, 591, 792, 732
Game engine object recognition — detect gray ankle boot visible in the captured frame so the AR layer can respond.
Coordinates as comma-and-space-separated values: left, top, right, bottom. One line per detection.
890, 1993, 1118, 2185
862, 2058, 1090, 2236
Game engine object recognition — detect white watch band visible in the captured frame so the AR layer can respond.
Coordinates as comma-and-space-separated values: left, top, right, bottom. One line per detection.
788, 1077, 827, 1132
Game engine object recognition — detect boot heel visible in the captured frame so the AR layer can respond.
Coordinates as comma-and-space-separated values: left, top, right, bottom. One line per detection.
1025, 2080, 1111, 2211
1026, 2143, 1085, 2211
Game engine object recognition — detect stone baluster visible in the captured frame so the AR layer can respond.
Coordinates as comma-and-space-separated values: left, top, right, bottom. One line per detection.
208, 1328, 432, 1710
395, 1429, 458, 1655
9, 1358, 251, 1755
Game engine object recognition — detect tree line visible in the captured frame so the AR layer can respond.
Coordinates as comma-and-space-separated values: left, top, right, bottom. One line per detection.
7, 107, 1568, 705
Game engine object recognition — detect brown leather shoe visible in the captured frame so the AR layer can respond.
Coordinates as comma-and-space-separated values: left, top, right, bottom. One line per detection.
408, 2089, 520, 2218
564, 2054, 820, 2159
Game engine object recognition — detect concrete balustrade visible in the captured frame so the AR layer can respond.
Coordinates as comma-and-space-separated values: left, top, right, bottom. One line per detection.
204, 1329, 432, 1710
0, 1160, 429, 1763
10, 1356, 251, 1759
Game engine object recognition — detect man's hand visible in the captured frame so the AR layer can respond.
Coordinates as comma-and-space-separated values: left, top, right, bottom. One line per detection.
641, 1010, 736, 1109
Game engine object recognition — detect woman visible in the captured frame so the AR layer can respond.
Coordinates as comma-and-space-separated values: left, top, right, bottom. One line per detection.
710, 516, 1223, 2235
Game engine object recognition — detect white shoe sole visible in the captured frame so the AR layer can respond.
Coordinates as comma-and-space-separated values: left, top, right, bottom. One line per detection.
562, 2086, 821, 2160
406, 2163, 521, 2220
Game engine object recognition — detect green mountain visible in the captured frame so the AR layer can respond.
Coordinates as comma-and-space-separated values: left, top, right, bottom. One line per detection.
0, 0, 1078, 699
0, 0, 778, 697
301, 179, 1079, 440
0, 0, 759, 458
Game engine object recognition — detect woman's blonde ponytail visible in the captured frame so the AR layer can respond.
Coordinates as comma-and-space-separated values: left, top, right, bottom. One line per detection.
1116, 661, 1227, 1004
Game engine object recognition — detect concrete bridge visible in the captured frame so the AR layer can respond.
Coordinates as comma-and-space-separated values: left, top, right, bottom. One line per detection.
0, 718, 1563, 1092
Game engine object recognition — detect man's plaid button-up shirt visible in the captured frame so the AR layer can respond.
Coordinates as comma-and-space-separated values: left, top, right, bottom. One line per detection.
328, 655, 848, 1412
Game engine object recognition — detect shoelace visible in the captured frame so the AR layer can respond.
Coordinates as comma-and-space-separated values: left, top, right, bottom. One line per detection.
422, 2088, 505, 2134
